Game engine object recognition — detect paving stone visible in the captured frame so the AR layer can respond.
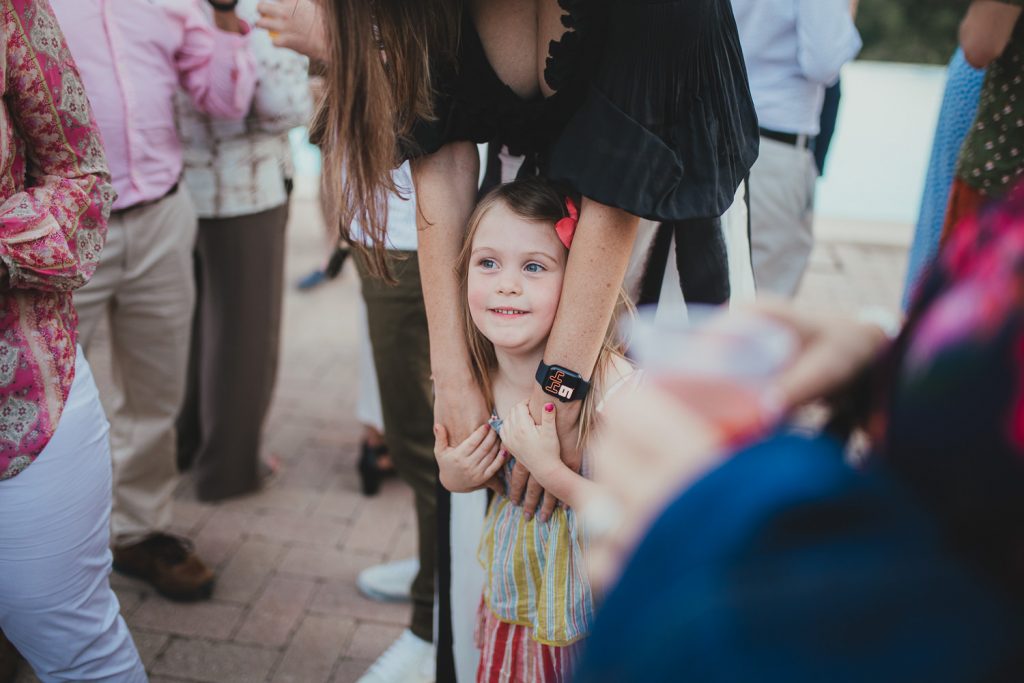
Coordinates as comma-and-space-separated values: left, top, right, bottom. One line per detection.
235, 575, 318, 647
309, 577, 409, 626
279, 545, 381, 581
270, 614, 356, 683
131, 599, 244, 640
215, 537, 288, 604
251, 509, 352, 547
114, 585, 146, 617
151, 639, 279, 683
345, 622, 405, 661
331, 658, 374, 683
311, 488, 363, 522
344, 489, 414, 554
131, 629, 170, 667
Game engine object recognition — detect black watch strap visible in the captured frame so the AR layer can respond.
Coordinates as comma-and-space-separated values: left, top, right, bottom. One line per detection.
535, 361, 590, 403
207, 0, 239, 11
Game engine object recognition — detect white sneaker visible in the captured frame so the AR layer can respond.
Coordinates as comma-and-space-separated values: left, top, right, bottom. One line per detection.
357, 557, 419, 602
356, 629, 435, 683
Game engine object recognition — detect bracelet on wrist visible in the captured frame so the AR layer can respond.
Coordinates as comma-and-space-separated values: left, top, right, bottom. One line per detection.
207, 0, 239, 11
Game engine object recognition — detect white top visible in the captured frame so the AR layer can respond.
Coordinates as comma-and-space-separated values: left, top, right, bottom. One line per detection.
176, 0, 312, 218
348, 162, 419, 252
730, 0, 862, 136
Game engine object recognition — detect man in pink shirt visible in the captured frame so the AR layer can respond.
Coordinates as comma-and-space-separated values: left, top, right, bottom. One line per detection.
51, 0, 256, 601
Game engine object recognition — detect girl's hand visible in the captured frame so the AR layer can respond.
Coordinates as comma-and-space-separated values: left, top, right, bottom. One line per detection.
501, 401, 562, 486
508, 391, 582, 522
256, 0, 328, 62
434, 422, 505, 494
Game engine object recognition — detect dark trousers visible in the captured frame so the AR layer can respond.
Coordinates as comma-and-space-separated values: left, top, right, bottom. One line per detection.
356, 251, 437, 642
177, 203, 288, 501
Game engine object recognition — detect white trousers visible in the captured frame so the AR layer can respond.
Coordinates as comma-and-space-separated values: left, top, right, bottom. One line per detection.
749, 137, 818, 297
0, 348, 146, 682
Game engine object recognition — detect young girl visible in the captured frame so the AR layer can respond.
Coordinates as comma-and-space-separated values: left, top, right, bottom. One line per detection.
433, 178, 635, 682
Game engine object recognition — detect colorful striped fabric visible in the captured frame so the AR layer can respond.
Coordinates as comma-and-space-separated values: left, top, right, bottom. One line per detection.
478, 415, 593, 649
476, 597, 580, 683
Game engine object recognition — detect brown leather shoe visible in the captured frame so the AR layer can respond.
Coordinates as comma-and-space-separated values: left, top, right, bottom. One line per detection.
0, 630, 20, 683
112, 533, 215, 602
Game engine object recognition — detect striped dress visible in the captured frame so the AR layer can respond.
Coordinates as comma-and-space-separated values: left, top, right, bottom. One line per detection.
475, 414, 591, 682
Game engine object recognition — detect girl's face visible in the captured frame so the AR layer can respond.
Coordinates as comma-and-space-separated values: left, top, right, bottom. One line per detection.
467, 202, 567, 356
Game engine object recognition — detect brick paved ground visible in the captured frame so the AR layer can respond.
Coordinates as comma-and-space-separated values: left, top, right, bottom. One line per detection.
13, 188, 910, 683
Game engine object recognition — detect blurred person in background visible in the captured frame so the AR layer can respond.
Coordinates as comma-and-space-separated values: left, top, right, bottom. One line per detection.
569, 187, 1024, 682
903, 49, 985, 308
0, 0, 146, 679
51, 0, 256, 602
942, 0, 1024, 239
732, 0, 862, 297
175, 0, 312, 502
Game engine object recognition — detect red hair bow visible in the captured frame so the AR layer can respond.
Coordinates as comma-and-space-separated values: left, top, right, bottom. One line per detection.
555, 197, 578, 250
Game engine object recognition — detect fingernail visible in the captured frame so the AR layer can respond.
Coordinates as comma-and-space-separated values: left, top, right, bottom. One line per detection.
544, 403, 554, 413
499, 449, 507, 458
524, 512, 533, 521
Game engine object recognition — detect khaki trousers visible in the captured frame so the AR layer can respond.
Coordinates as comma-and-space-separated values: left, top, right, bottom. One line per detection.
355, 251, 437, 643
74, 188, 198, 547
749, 137, 819, 297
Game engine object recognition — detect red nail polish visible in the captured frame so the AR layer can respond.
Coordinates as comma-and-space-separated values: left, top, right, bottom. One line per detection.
544, 403, 554, 413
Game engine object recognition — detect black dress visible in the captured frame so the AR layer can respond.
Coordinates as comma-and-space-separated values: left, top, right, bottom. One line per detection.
415, 2, 759, 680
406, 0, 759, 223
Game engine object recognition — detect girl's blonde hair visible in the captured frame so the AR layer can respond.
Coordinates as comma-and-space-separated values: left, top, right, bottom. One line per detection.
456, 178, 633, 446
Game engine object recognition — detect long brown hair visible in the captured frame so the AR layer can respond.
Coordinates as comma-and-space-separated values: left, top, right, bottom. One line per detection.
317, 0, 460, 277
456, 178, 634, 447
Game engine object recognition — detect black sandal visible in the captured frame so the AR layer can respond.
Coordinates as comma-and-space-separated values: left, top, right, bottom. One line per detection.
358, 441, 395, 496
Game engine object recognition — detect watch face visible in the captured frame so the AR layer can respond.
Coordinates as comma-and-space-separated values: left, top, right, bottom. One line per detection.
543, 369, 577, 400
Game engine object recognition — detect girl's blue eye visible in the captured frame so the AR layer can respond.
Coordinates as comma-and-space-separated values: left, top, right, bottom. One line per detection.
479, 258, 497, 269
524, 262, 545, 273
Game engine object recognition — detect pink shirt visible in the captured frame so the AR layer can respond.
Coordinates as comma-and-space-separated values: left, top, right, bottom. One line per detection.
51, 0, 256, 210
0, 0, 114, 480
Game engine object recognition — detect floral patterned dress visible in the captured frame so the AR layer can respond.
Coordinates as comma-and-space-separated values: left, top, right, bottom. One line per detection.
0, 0, 113, 481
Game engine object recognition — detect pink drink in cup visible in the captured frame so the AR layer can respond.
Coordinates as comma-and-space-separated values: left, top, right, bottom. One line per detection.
627, 306, 796, 444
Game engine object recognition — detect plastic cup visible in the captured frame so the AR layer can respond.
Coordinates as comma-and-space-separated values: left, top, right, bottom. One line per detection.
626, 305, 796, 443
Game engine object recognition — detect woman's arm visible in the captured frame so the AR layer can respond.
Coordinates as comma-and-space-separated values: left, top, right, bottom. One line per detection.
509, 198, 640, 518
960, 0, 1023, 69
411, 142, 492, 444
0, 0, 113, 292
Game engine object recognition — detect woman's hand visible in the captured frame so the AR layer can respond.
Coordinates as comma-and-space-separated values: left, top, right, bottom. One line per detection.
434, 422, 505, 494
256, 0, 328, 62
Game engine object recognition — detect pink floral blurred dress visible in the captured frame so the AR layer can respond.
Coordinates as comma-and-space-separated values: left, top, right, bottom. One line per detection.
0, 1, 149, 680
0, 0, 112, 481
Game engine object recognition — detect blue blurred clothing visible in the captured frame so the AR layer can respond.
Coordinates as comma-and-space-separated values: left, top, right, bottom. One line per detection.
903, 50, 985, 309
574, 433, 1024, 683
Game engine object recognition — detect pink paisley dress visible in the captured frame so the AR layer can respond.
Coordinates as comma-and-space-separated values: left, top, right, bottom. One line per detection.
0, 0, 113, 481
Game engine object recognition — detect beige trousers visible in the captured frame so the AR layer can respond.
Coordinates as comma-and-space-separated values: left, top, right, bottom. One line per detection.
749, 137, 819, 297
74, 188, 198, 546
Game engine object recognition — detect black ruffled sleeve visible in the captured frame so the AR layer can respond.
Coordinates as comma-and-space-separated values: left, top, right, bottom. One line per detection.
546, 0, 760, 221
